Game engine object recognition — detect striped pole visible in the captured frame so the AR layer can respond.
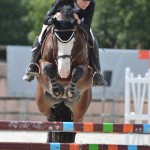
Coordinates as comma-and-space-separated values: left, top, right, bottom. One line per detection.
0, 143, 149, 150
0, 121, 150, 133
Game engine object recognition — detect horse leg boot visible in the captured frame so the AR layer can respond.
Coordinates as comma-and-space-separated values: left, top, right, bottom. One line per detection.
23, 37, 41, 82
66, 65, 84, 101
43, 63, 64, 98
90, 38, 107, 86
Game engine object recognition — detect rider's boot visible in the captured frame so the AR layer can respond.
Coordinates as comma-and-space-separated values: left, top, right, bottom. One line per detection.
90, 38, 108, 86
23, 37, 41, 82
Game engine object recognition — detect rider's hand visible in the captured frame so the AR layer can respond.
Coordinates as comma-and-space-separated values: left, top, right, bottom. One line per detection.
73, 13, 81, 24
53, 12, 62, 21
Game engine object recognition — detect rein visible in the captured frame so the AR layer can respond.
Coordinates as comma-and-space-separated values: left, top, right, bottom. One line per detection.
71, 43, 88, 64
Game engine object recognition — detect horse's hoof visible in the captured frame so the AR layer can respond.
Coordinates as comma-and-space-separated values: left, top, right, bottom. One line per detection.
55, 93, 59, 96
67, 91, 73, 98
66, 89, 80, 102
53, 88, 61, 96
52, 89, 62, 97
68, 95, 80, 102
52, 85, 64, 99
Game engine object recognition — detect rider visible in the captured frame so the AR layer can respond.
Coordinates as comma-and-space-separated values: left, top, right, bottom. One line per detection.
23, 0, 107, 86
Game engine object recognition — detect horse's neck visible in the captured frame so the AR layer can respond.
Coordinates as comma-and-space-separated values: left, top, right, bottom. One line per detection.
41, 32, 56, 62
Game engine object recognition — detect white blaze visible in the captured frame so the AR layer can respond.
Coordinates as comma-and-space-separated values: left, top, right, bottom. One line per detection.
57, 38, 75, 78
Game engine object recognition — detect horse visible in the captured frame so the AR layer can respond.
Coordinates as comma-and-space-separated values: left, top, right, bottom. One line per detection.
36, 5, 93, 143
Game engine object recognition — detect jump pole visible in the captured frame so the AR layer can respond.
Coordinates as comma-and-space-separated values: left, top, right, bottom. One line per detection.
0, 121, 150, 149
0, 143, 150, 150
0, 121, 150, 133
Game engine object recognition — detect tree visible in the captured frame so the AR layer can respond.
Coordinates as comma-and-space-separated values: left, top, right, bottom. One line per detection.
24, 0, 54, 43
0, 0, 31, 45
1, 0, 150, 49
92, 0, 150, 49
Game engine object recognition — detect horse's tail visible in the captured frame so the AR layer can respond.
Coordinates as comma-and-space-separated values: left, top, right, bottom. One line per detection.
47, 101, 76, 143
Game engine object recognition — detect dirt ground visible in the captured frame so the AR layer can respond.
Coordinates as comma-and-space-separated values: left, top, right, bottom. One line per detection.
0, 131, 149, 145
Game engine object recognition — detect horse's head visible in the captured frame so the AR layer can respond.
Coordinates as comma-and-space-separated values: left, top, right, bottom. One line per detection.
52, 5, 77, 78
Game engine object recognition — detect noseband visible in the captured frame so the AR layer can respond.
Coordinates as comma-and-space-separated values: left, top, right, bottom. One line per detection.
54, 28, 75, 43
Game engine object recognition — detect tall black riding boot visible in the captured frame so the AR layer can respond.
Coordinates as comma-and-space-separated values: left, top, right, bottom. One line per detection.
23, 37, 41, 82
90, 38, 108, 86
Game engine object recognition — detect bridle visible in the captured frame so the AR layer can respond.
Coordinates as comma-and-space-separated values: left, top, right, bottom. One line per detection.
52, 26, 88, 67
52, 27, 76, 65
51, 10, 88, 67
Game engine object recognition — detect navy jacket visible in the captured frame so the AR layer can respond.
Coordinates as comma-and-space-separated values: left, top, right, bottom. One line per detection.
43, 0, 95, 32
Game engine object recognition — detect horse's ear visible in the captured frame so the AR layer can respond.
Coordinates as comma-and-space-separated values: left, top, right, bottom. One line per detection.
53, 17, 60, 27
68, 9, 74, 16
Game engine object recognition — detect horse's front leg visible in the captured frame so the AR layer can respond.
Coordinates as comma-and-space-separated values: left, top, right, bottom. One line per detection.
66, 65, 84, 101
43, 62, 64, 99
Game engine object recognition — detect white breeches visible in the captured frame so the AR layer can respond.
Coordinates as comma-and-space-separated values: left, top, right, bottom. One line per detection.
38, 24, 48, 43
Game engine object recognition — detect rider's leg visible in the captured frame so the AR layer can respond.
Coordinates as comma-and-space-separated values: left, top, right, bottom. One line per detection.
23, 25, 48, 82
89, 30, 107, 86
23, 37, 41, 82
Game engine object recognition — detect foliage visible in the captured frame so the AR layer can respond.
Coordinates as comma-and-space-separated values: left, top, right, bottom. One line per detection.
24, 0, 54, 43
0, 0, 31, 45
92, 0, 150, 49
1, 0, 150, 49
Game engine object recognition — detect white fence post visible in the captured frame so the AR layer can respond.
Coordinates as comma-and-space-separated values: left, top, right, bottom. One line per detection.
125, 67, 150, 123
124, 67, 150, 144
148, 69, 150, 124
125, 67, 131, 123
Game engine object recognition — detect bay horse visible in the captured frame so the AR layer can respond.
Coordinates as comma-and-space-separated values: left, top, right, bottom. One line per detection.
36, 5, 93, 143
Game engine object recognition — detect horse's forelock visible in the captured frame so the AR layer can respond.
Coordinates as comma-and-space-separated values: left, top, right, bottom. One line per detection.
61, 5, 74, 18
